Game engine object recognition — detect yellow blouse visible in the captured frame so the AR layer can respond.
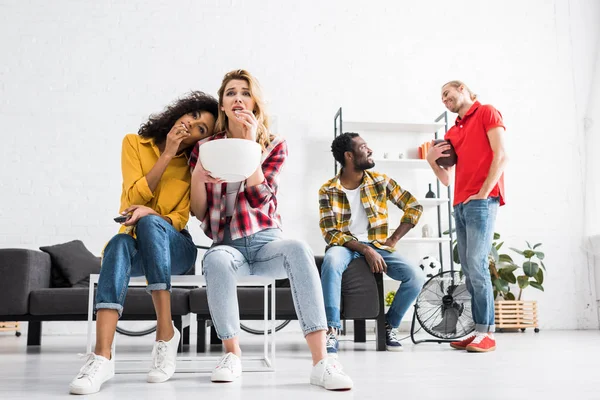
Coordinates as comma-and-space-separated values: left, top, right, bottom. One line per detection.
119, 134, 191, 233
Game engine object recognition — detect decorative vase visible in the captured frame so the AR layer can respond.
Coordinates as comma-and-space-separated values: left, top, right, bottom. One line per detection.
422, 224, 432, 238
425, 183, 436, 198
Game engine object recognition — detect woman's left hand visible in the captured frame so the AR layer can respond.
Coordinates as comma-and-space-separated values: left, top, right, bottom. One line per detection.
234, 110, 258, 141
121, 205, 158, 226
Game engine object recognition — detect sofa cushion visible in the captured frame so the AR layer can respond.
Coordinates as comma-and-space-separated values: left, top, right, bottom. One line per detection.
29, 288, 190, 316
39, 240, 101, 287
0, 249, 51, 315
339, 258, 380, 319
317, 255, 381, 317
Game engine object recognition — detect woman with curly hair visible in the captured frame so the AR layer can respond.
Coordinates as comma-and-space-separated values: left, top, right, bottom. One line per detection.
69, 91, 218, 395
189, 70, 353, 391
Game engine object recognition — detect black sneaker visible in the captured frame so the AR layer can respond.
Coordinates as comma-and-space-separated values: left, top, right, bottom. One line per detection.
385, 323, 403, 352
326, 332, 339, 355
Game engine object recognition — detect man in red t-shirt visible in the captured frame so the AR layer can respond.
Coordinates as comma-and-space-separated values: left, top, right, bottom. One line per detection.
427, 80, 508, 353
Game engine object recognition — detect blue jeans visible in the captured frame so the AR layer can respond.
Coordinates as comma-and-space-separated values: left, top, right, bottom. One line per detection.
454, 197, 499, 333
321, 244, 425, 329
96, 215, 197, 317
202, 226, 327, 340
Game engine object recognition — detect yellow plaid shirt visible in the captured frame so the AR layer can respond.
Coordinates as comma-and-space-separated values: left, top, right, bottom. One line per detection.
318, 170, 423, 252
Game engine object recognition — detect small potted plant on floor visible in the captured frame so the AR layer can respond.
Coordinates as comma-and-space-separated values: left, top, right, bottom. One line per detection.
490, 238, 544, 332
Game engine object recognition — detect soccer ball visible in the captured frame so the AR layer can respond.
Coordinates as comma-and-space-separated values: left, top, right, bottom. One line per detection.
419, 255, 441, 278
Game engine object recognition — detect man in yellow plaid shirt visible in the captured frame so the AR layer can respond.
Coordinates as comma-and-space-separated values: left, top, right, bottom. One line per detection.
319, 132, 425, 352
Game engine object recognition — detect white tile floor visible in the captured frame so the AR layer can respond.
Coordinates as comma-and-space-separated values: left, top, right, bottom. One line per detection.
1, 329, 599, 400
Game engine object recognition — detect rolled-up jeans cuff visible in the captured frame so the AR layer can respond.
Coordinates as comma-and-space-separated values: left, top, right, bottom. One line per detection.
327, 321, 342, 330
146, 283, 169, 294
303, 325, 328, 337
217, 331, 239, 340
95, 303, 124, 318
475, 323, 495, 333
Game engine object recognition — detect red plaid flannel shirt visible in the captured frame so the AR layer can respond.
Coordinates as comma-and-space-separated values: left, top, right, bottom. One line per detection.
189, 131, 287, 243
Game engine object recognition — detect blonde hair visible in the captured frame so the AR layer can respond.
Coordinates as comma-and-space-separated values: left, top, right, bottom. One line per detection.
442, 80, 477, 101
216, 69, 271, 150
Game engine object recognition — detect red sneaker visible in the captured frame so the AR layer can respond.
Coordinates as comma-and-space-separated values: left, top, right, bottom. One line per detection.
449, 335, 475, 350
465, 333, 496, 352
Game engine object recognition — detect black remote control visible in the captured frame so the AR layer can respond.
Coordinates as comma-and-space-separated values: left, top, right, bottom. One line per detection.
114, 215, 130, 223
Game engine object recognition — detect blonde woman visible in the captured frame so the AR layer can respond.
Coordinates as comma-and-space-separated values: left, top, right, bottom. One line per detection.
189, 70, 353, 391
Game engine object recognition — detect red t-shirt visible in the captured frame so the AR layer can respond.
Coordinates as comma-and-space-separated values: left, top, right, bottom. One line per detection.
445, 101, 506, 206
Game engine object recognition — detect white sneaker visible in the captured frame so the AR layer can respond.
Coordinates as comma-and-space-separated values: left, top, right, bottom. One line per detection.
147, 327, 180, 383
310, 357, 353, 391
211, 352, 242, 382
69, 353, 115, 395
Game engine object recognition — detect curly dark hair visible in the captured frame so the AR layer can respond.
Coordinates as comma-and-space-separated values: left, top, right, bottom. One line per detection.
138, 91, 219, 144
331, 132, 360, 167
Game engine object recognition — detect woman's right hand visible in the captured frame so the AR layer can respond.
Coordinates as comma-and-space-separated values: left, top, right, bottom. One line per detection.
164, 122, 191, 158
192, 160, 224, 185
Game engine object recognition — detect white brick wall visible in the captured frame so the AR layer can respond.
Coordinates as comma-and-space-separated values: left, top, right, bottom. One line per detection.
1, 0, 599, 333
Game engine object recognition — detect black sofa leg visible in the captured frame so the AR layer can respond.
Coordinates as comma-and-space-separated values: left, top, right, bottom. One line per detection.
27, 321, 42, 346
354, 320, 366, 342
376, 313, 387, 351
183, 325, 190, 346
197, 319, 206, 353
210, 322, 221, 345
174, 318, 183, 353
375, 272, 387, 351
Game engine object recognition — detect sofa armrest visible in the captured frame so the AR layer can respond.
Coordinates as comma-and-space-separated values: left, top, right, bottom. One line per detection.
0, 249, 51, 315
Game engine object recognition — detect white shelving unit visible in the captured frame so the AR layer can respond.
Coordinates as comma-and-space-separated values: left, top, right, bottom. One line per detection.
343, 121, 446, 134
371, 159, 431, 169
417, 198, 450, 207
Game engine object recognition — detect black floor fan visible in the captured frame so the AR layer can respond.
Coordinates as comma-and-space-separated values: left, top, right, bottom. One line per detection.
410, 270, 475, 344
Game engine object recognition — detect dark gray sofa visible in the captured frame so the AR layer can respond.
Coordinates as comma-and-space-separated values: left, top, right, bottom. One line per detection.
0, 248, 386, 352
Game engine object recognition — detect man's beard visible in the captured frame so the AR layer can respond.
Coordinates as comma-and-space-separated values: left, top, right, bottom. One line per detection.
356, 159, 375, 170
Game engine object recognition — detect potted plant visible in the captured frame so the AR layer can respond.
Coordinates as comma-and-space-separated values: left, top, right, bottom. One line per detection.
446, 231, 544, 332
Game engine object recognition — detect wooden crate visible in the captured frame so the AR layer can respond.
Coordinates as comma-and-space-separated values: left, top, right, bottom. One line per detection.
0, 321, 22, 336
495, 300, 539, 331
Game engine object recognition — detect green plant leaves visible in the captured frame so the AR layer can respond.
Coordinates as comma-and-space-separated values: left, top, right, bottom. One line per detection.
510, 247, 525, 256
523, 261, 540, 277
535, 251, 545, 260
453, 245, 460, 264
526, 241, 532, 249
533, 243, 542, 249
517, 275, 530, 289
504, 292, 516, 300
498, 254, 514, 265
535, 268, 544, 284
499, 269, 517, 284
529, 282, 544, 291
523, 250, 536, 258
490, 246, 499, 263
499, 265, 519, 273
494, 278, 509, 293
494, 232, 501, 240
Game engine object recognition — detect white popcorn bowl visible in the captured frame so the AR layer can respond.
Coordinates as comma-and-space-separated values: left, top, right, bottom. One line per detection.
199, 138, 262, 182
